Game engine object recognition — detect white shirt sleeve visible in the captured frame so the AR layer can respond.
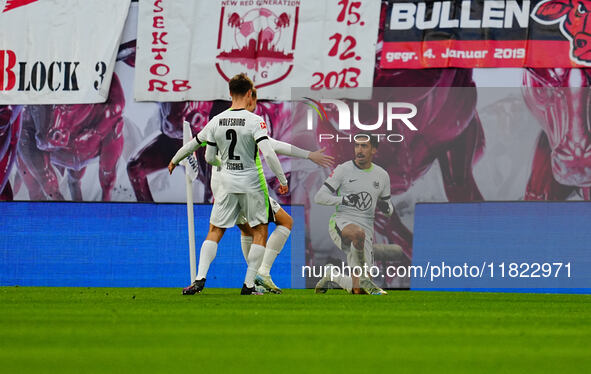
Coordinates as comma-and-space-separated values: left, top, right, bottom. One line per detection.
379, 171, 393, 216
204, 120, 219, 166
314, 165, 344, 206
171, 138, 201, 165
252, 116, 269, 143
268, 137, 310, 159
205, 144, 220, 166
196, 125, 209, 144
314, 184, 342, 206
258, 138, 288, 186
323, 164, 344, 192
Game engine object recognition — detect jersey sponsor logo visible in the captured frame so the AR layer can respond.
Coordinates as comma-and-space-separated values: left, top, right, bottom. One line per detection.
344, 191, 373, 211
355, 191, 372, 211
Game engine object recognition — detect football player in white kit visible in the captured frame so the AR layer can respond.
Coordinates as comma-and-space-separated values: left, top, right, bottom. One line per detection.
314, 134, 393, 295
178, 73, 287, 295
242, 89, 333, 293
168, 89, 333, 294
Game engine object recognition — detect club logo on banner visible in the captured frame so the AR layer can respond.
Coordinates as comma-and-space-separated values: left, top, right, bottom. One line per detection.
215, 6, 298, 88
134, 0, 381, 101
381, 0, 591, 68
0, 0, 130, 104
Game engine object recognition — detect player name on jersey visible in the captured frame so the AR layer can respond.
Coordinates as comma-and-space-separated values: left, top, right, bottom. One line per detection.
226, 163, 244, 171
219, 118, 246, 127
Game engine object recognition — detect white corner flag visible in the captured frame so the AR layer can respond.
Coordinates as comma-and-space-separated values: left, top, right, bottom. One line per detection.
181, 120, 197, 282
180, 121, 199, 182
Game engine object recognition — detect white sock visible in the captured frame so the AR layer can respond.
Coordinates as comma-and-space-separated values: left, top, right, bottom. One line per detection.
196, 240, 217, 280
325, 264, 352, 293
351, 242, 366, 269
244, 244, 265, 287
240, 235, 253, 262
258, 225, 291, 276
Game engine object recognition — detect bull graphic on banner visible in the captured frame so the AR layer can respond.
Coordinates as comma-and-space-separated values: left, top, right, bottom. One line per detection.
532, 0, 591, 66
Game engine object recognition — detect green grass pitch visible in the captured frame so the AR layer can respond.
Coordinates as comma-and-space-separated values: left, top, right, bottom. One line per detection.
1, 287, 590, 373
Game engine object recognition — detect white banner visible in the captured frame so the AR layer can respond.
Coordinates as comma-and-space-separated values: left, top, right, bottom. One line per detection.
0, 0, 131, 104
134, 0, 380, 101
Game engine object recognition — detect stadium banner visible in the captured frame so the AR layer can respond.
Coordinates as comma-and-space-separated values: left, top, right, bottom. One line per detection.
381, 0, 591, 69
133, 0, 381, 101
0, 0, 131, 104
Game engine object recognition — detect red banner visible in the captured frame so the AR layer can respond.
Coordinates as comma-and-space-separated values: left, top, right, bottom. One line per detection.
381, 0, 591, 69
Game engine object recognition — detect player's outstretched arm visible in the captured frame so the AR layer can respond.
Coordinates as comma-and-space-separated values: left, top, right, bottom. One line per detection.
168, 137, 201, 174
268, 138, 334, 168
308, 148, 335, 168
258, 138, 288, 194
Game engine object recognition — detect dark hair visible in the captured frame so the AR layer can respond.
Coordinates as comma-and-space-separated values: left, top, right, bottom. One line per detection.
251, 87, 257, 100
228, 73, 254, 97
354, 132, 379, 148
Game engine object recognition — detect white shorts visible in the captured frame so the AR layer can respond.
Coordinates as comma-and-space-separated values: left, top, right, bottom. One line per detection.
328, 214, 374, 268
236, 197, 281, 225
210, 191, 275, 228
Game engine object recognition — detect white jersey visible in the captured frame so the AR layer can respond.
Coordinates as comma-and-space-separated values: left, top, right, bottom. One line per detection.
324, 161, 391, 231
206, 108, 269, 193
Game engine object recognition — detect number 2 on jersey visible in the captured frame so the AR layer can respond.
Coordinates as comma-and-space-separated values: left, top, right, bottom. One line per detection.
226, 129, 240, 160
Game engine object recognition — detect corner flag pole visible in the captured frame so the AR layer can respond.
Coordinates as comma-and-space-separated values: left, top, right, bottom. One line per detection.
182, 121, 197, 282
185, 171, 197, 282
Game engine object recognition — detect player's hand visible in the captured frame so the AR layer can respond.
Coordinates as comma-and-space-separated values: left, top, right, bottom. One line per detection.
342, 193, 359, 207
376, 199, 391, 215
308, 148, 334, 168
168, 162, 176, 175
278, 184, 289, 195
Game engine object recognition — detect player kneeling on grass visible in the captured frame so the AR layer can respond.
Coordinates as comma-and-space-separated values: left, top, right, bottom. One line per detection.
313, 134, 393, 295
